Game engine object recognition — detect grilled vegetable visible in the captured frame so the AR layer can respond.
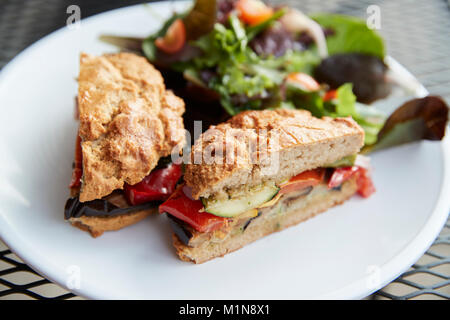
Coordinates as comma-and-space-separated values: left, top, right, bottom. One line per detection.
64, 194, 158, 219
279, 169, 325, 194
202, 183, 280, 217
159, 184, 228, 233
124, 163, 182, 205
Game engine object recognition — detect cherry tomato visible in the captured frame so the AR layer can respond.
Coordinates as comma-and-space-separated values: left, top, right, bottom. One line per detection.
286, 72, 320, 91
155, 19, 186, 54
236, 0, 274, 25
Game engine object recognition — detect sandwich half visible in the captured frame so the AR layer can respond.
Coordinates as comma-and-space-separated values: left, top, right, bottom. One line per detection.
159, 109, 374, 263
65, 52, 185, 237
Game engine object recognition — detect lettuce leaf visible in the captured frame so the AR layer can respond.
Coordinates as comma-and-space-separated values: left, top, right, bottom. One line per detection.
311, 13, 385, 59
334, 84, 385, 145
362, 96, 449, 153
335, 83, 357, 117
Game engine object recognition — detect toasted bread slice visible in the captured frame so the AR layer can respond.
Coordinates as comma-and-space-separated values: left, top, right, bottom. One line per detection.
77, 52, 185, 202
184, 109, 364, 200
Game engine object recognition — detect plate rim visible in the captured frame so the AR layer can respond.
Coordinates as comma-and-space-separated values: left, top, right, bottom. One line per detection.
0, 1, 449, 300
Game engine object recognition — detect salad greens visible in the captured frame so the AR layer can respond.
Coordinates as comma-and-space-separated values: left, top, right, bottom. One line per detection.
99, 0, 448, 150
137, 2, 333, 115
173, 11, 322, 115
311, 13, 385, 59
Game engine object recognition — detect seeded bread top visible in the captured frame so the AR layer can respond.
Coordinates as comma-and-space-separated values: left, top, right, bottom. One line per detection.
184, 109, 364, 199
78, 52, 185, 202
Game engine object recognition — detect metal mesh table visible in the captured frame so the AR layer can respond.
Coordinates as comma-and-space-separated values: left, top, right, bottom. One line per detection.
0, 0, 449, 300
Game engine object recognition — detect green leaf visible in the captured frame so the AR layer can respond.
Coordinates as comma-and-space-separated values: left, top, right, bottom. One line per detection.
335, 83, 357, 117
229, 13, 248, 51
142, 38, 158, 61
258, 49, 321, 75
362, 96, 449, 153
329, 84, 386, 145
311, 13, 385, 59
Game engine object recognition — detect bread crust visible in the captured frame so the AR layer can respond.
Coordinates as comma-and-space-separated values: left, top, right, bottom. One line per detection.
77, 52, 185, 202
185, 109, 364, 199
173, 177, 358, 263
68, 207, 157, 238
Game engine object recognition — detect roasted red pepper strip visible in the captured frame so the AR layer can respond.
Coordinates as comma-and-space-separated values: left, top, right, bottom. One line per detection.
279, 168, 325, 194
69, 134, 83, 188
328, 166, 375, 198
159, 184, 228, 233
124, 163, 182, 205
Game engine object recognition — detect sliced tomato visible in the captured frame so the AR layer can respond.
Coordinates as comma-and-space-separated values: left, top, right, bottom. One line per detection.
159, 184, 228, 233
236, 0, 274, 25
155, 19, 186, 54
279, 168, 325, 195
69, 134, 83, 188
323, 89, 337, 102
124, 163, 182, 205
328, 166, 375, 198
286, 72, 320, 91
328, 166, 359, 189
356, 167, 376, 198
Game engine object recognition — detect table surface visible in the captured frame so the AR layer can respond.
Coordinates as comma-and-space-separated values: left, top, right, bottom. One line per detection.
0, 0, 449, 300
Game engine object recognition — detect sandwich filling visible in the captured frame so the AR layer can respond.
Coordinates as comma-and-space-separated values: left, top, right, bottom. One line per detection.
66, 134, 182, 219
160, 155, 374, 246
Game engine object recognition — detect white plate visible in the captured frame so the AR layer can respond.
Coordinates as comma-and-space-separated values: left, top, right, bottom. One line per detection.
0, 1, 449, 300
